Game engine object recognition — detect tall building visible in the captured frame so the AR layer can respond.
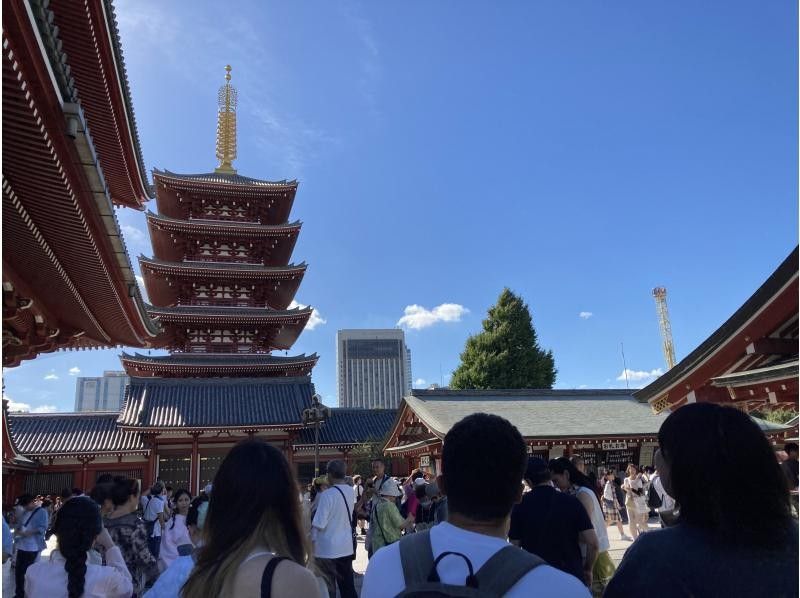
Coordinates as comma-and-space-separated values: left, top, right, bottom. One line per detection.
337, 329, 412, 408
74, 372, 130, 412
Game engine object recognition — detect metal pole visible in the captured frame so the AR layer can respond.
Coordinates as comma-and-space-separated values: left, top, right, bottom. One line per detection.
314, 420, 320, 478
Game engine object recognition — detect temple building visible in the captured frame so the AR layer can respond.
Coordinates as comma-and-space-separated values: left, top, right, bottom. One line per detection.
382, 388, 793, 476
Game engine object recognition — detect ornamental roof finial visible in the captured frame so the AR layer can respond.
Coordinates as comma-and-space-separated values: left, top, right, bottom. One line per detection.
214, 64, 237, 174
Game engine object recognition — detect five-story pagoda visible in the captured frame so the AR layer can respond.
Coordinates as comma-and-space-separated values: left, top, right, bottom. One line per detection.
118, 67, 319, 493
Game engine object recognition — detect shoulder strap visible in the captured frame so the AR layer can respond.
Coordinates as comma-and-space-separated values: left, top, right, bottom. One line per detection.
23, 507, 42, 527
260, 556, 288, 598
474, 545, 544, 595
399, 530, 435, 587
333, 486, 353, 523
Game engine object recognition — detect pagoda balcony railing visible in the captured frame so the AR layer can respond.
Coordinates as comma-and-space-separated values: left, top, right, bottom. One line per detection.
184, 254, 266, 265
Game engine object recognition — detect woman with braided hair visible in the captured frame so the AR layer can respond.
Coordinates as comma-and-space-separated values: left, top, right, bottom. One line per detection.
24, 496, 132, 597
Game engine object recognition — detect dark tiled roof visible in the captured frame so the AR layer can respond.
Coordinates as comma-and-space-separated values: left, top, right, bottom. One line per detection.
154, 169, 297, 188
635, 247, 798, 402
119, 376, 314, 429
139, 256, 307, 274
9, 413, 146, 457
295, 409, 397, 447
710, 360, 799, 387
120, 352, 318, 367
404, 389, 669, 439
146, 304, 312, 320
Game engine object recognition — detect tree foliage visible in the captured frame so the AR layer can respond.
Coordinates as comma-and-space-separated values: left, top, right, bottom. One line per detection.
751, 406, 798, 425
450, 288, 556, 390
348, 438, 388, 479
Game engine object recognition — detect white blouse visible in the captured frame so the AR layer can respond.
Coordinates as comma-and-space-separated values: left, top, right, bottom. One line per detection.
25, 545, 133, 598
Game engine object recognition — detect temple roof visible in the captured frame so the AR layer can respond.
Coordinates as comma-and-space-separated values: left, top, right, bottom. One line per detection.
119, 376, 314, 430
294, 409, 397, 447
153, 169, 297, 188
9, 412, 147, 457
147, 304, 313, 322
121, 352, 318, 367
146, 211, 302, 235
139, 256, 307, 277
396, 389, 670, 440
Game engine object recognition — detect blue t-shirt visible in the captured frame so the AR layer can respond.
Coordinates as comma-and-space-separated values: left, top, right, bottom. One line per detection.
605, 522, 799, 598
508, 486, 592, 582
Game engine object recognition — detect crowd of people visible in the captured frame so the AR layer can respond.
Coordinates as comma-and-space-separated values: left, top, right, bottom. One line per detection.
1, 402, 797, 597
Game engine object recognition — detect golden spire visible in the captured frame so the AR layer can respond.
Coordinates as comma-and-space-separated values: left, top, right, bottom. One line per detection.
214, 64, 238, 174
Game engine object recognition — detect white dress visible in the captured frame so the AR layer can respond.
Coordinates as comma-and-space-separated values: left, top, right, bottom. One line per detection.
159, 513, 190, 571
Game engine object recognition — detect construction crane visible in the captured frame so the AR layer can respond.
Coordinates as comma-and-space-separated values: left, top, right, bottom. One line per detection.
652, 287, 676, 370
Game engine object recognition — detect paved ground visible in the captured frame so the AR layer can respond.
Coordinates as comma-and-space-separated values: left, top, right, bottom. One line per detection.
2, 520, 657, 596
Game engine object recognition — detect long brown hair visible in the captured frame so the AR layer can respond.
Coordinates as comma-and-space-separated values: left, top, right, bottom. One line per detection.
181, 440, 311, 598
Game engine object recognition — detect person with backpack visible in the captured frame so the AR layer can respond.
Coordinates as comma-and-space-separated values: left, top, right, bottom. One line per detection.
105, 478, 159, 596
370, 480, 406, 553
142, 482, 166, 559
13, 494, 48, 598
311, 459, 358, 598
362, 413, 588, 597
648, 466, 675, 527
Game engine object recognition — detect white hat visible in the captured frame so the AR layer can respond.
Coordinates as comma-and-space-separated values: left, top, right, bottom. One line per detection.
413, 478, 428, 488
378, 479, 402, 498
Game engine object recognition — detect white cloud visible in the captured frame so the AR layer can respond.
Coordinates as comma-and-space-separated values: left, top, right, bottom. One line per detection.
578, 384, 589, 389
415, 378, 426, 387
579, 311, 593, 319
7, 400, 30, 412
68, 367, 81, 376
397, 303, 469, 330
616, 368, 664, 382
289, 301, 327, 331
120, 224, 146, 244
32, 405, 58, 413
43, 371, 59, 381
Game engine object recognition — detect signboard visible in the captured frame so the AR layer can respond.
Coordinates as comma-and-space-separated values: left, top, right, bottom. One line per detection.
601, 441, 628, 451
419, 455, 431, 468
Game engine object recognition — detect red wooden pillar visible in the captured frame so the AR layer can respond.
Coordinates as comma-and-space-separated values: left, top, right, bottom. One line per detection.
145, 435, 157, 489
190, 433, 200, 496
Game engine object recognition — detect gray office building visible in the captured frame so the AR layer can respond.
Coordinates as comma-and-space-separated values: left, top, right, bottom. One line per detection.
337, 329, 412, 408
74, 371, 130, 412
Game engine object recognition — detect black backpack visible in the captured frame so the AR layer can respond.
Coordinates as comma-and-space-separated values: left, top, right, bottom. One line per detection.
647, 481, 663, 510
398, 530, 544, 597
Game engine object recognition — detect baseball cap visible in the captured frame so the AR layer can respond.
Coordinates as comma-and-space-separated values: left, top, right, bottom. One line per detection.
413, 478, 428, 488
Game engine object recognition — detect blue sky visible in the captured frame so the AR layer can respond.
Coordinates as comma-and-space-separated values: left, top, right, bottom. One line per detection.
5, 0, 797, 411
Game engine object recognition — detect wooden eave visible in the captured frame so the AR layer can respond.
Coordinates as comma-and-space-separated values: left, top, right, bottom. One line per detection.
2, 6, 158, 366
146, 212, 300, 265
49, 0, 151, 208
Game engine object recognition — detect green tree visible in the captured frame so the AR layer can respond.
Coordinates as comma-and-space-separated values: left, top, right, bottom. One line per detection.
450, 288, 556, 389
348, 438, 388, 479
751, 406, 798, 425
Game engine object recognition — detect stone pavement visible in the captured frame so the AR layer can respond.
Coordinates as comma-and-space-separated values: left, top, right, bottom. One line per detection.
2, 520, 657, 597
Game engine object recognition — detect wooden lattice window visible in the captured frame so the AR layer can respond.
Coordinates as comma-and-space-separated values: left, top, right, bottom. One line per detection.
651, 395, 670, 414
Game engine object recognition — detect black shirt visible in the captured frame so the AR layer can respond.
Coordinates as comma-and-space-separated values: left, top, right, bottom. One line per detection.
508, 485, 592, 582
605, 522, 799, 598
782, 457, 799, 489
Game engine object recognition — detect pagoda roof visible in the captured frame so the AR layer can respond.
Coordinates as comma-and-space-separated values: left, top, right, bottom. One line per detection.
9, 412, 147, 457
147, 304, 313, 323
118, 376, 314, 430
294, 409, 397, 448
146, 211, 302, 236
120, 352, 318, 377
139, 256, 307, 278
153, 169, 297, 189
